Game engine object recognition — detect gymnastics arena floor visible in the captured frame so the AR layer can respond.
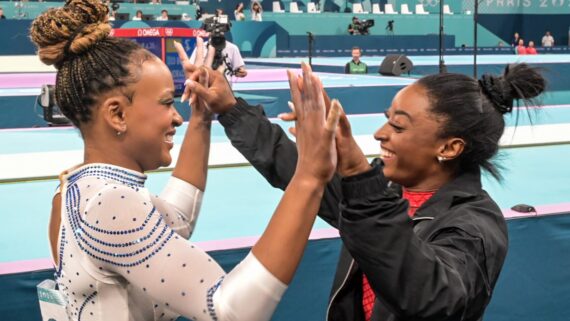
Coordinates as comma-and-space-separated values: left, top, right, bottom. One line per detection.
1, 55, 570, 321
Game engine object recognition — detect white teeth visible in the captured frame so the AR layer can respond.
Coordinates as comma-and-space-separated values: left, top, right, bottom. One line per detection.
165, 135, 174, 144
380, 149, 395, 159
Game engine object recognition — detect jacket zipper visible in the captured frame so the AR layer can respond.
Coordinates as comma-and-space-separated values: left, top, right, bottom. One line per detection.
326, 259, 356, 321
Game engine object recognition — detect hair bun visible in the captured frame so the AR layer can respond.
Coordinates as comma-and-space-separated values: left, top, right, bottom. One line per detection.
479, 64, 546, 114
478, 74, 512, 114
30, 0, 110, 67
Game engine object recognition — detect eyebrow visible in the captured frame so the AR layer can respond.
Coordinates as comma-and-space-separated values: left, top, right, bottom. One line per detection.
393, 110, 413, 122
159, 90, 175, 99
385, 109, 413, 122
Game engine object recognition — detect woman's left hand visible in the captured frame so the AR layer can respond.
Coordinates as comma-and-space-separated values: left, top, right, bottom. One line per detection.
281, 70, 370, 177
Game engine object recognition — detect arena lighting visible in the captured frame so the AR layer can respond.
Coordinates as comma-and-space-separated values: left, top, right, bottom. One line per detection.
37, 84, 72, 126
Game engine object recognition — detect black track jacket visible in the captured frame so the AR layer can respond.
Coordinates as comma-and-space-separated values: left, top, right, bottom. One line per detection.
218, 99, 508, 321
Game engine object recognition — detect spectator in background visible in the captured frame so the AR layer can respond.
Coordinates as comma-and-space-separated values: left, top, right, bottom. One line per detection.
345, 47, 368, 74
156, 9, 169, 21
516, 39, 526, 55
526, 41, 538, 54
132, 10, 143, 21
511, 32, 520, 47
0, 7, 6, 19
542, 31, 555, 47
234, 3, 246, 21
251, 1, 263, 21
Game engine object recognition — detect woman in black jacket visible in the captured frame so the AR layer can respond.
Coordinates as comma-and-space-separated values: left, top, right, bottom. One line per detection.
180, 61, 546, 321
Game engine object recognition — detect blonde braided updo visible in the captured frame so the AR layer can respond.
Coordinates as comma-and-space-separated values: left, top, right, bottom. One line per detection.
29, 0, 154, 126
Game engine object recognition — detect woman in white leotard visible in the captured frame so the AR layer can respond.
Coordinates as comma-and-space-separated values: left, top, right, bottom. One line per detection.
30, 1, 341, 320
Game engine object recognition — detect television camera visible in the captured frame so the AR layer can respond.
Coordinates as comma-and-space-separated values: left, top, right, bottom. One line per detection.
202, 15, 236, 74
356, 19, 374, 35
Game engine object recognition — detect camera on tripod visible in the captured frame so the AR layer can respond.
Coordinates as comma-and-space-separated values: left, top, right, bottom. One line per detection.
202, 15, 232, 71
356, 19, 374, 35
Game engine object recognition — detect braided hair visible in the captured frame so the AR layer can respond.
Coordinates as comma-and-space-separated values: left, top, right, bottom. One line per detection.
416, 64, 546, 180
30, 0, 155, 127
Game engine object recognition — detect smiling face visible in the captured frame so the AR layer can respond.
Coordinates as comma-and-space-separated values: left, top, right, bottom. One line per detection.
374, 84, 450, 189
120, 58, 182, 172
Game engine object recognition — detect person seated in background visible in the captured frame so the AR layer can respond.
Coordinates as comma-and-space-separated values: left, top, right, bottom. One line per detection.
132, 10, 143, 21
0, 7, 6, 19
345, 46, 368, 74
251, 1, 263, 21
108, 9, 116, 21
542, 31, 555, 47
526, 41, 538, 55
516, 39, 526, 55
511, 32, 520, 47
348, 16, 361, 35
234, 2, 246, 21
156, 9, 168, 21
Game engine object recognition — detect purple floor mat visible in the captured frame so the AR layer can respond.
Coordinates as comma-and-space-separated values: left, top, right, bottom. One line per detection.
233, 68, 297, 83
0, 73, 56, 88
0, 69, 295, 89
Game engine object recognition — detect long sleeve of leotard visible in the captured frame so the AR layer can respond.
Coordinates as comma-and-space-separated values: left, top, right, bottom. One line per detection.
71, 182, 286, 321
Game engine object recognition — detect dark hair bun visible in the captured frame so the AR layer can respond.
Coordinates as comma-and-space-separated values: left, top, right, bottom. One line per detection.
479, 63, 546, 114
30, 0, 111, 67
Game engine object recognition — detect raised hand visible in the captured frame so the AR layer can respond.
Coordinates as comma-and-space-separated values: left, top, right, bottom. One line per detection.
282, 65, 370, 177
174, 39, 236, 114
173, 39, 213, 121
288, 62, 340, 184
334, 105, 371, 177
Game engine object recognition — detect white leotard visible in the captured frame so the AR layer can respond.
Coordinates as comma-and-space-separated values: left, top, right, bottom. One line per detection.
54, 163, 286, 321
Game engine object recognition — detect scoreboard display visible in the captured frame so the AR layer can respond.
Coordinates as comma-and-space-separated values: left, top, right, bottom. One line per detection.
111, 27, 207, 95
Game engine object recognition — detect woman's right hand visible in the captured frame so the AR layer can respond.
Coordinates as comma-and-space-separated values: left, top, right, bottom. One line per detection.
288, 63, 340, 184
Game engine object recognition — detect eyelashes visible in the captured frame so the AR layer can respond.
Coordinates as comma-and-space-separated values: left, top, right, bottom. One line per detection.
389, 122, 404, 132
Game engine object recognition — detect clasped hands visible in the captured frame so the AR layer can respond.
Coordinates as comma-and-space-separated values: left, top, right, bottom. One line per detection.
174, 38, 370, 179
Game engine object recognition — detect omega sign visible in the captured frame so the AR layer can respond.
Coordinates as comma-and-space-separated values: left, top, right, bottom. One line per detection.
137, 28, 161, 37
